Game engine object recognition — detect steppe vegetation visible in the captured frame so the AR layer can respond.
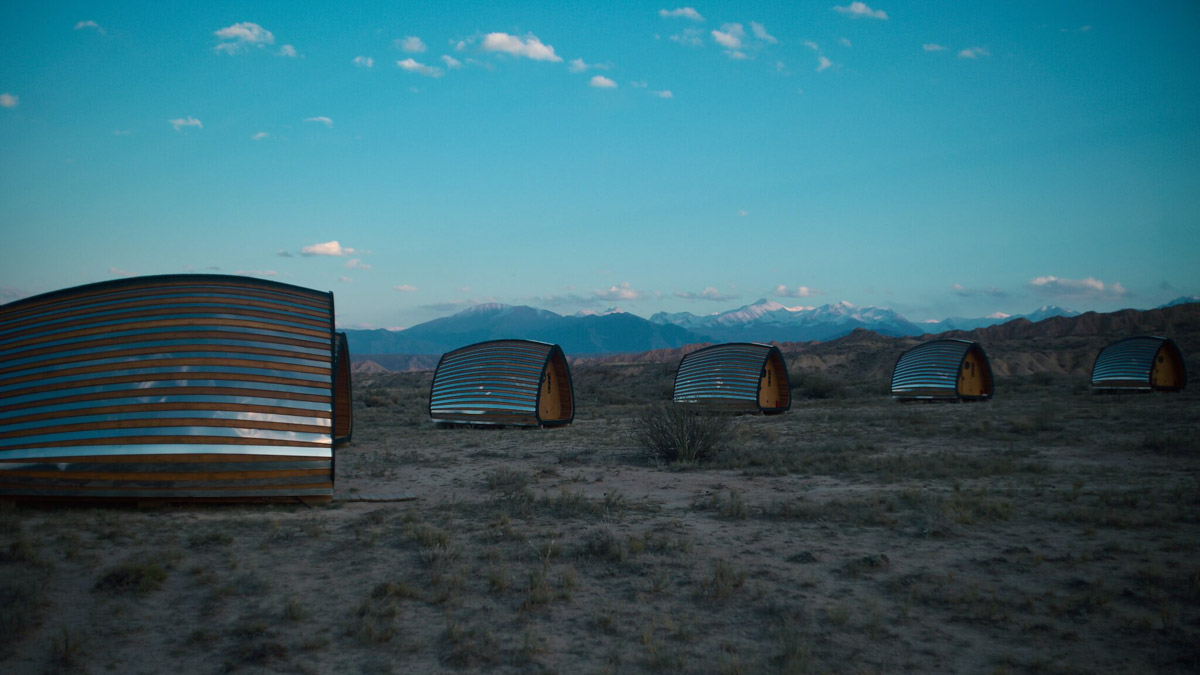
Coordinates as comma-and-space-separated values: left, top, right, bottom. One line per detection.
2, 364, 1198, 673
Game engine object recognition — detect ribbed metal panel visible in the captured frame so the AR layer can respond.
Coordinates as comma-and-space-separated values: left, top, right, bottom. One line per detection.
891, 339, 993, 401
429, 339, 574, 426
0, 275, 336, 501
1091, 336, 1186, 392
673, 343, 791, 414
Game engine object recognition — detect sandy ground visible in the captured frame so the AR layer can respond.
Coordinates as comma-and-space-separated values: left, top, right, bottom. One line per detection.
2, 370, 1198, 673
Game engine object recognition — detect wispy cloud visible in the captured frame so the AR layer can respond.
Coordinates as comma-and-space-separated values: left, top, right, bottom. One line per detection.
278, 44, 298, 57
774, 285, 822, 298
0, 93, 18, 108
652, 89, 673, 99
304, 116, 333, 127
669, 28, 705, 46
353, 55, 374, 68
958, 46, 990, 59
337, 276, 352, 283
345, 258, 372, 270
252, 131, 269, 140
659, 7, 704, 21
0, 286, 28, 302
214, 22, 275, 54
833, 2, 888, 20
235, 269, 278, 278
569, 58, 610, 73
481, 32, 562, 62
396, 36, 427, 53
74, 20, 105, 35
109, 267, 136, 277
169, 116, 202, 131
394, 284, 418, 292
712, 23, 745, 55
589, 75, 617, 88
397, 58, 442, 77
442, 55, 463, 69
300, 240, 355, 256
276, 249, 293, 257
594, 282, 644, 301
817, 55, 833, 72
1028, 275, 1127, 299
922, 43, 947, 52
675, 287, 739, 301
530, 293, 600, 308
750, 22, 777, 44
951, 283, 1007, 298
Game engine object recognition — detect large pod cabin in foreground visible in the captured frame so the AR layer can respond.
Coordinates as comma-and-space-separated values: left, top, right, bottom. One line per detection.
891, 339, 994, 402
1091, 336, 1187, 393
0, 275, 341, 502
429, 339, 574, 427
673, 343, 791, 414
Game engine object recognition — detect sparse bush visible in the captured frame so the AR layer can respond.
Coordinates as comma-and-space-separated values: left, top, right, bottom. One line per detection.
792, 373, 845, 399
633, 405, 733, 464
94, 562, 168, 594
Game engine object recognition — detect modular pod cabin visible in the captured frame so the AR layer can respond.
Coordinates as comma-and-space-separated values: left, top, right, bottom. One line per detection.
1091, 336, 1187, 393
891, 339, 994, 401
0, 274, 341, 502
429, 339, 574, 427
673, 343, 791, 414
333, 332, 353, 445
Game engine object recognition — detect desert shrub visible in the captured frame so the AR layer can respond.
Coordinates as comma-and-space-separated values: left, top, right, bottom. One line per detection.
633, 405, 733, 464
792, 373, 845, 399
94, 562, 168, 594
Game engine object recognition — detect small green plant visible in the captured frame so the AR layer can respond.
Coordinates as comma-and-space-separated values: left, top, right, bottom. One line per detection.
94, 563, 168, 594
633, 404, 733, 464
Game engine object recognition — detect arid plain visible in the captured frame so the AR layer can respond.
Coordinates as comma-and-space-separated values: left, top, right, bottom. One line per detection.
3, 356, 1198, 674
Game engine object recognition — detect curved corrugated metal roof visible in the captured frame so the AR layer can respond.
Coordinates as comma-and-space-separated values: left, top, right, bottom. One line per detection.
673, 342, 790, 414
429, 339, 574, 426
1091, 336, 1187, 391
0, 274, 337, 501
891, 338, 993, 401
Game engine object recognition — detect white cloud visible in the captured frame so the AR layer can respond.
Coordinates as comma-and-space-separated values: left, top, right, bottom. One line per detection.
951, 283, 1006, 298
803, 40, 820, 51
252, 131, 269, 140
958, 46, 990, 59
922, 43, 947, 52
353, 56, 374, 68
712, 23, 744, 50
1029, 275, 1127, 298
570, 58, 611, 74
775, 285, 822, 298
214, 22, 275, 54
0, 93, 18, 108
113, 129, 131, 136
675, 287, 738, 302
833, 2, 888, 20
278, 44, 298, 57
337, 276, 353, 283
345, 258, 372, 270
276, 249, 293, 257
300, 240, 355, 256
394, 284, 418, 292
74, 20, 105, 34
109, 267, 136, 277
590, 75, 617, 88
839, 37, 852, 47
670, 28, 705, 46
750, 22, 777, 44
397, 36, 427, 53
594, 282, 643, 301
236, 269, 278, 278
652, 89, 673, 98
304, 116, 333, 127
442, 55, 462, 69
169, 116, 202, 131
659, 7, 704, 21
817, 55, 833, 72
481, 32, 562, 62
397, 58, 443, 77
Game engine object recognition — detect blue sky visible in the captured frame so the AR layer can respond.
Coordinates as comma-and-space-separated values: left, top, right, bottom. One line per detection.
1, 1, 1197, 329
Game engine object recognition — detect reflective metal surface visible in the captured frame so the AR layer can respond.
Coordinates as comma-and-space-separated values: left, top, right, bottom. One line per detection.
0, 275, 339, 500
429, 339, 574, 426
1091, 336, 1186, 392
891, 339, 993, 401
673, 343, 791, 414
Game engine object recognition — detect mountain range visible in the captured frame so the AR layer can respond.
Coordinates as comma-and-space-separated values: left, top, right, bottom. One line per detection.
341, 296, 1199, 362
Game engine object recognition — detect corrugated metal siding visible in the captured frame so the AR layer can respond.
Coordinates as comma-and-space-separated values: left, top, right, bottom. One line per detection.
891, 339, 990, 400
429, 339, 573, 426
673, 343, 790, 413
0, 275, 335, 501
1091, 336, 1184, 391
